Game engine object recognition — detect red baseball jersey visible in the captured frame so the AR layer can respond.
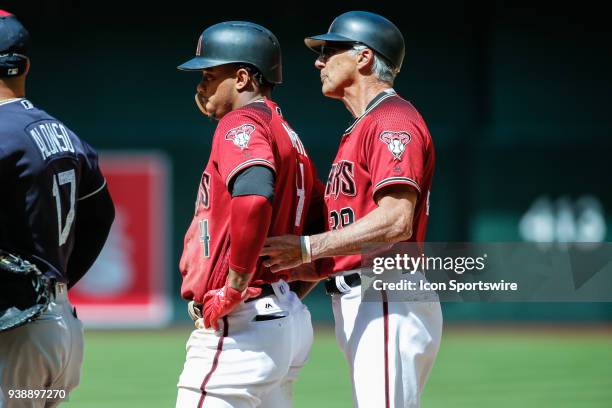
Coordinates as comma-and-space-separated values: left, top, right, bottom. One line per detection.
323, 89, 435, 274
180, 98, 319, 302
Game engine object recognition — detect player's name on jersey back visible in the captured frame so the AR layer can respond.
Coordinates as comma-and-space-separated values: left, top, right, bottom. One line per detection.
26, 121, 75, 160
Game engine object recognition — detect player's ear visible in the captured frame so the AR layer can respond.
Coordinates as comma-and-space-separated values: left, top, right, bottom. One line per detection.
235, 67, 251, 92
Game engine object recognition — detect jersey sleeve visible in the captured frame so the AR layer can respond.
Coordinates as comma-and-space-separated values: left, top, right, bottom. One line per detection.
78, 140, 107, 201
364, 118, 428, 198
215, 110, 276, 187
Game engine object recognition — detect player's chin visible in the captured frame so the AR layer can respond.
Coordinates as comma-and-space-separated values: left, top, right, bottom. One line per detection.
203, 100, 221, 120
195, 94, 212, 117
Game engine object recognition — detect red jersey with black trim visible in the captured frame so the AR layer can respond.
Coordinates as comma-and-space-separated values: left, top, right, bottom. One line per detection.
323, 89, 435, 275
180, 98, 319, 302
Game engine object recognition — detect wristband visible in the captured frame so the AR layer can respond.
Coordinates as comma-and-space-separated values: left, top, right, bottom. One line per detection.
300, 235, 312, 264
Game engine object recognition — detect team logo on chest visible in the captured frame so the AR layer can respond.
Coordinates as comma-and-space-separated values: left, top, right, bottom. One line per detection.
379, 130, 411, 160
225, 124, 256, 150
325, 160, 357, 199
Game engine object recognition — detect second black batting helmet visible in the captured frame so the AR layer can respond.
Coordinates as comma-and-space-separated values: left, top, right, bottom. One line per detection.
178, 21, 282, 84
304, 11, 405, 73
0, 10, 30, 78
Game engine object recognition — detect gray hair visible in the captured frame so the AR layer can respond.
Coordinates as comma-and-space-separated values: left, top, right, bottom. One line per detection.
350, 44, 397, 85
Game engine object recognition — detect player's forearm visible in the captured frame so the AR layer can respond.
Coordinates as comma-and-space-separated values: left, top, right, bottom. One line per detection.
228, 194, 272, 290
227, 268, 254, 292
311, 195, 414, 260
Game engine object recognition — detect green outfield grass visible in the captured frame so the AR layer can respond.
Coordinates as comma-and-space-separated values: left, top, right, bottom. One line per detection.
68, 326, 612, 407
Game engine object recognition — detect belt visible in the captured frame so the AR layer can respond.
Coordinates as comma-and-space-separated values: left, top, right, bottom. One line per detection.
324, 273, 361, 295
188, 284, 277, 321
188, 283, 285, 325
244, 283, 275, 303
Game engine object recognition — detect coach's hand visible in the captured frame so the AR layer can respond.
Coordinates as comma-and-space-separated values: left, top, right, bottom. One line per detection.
200, 283, 262, 330
261, 235, 303, 273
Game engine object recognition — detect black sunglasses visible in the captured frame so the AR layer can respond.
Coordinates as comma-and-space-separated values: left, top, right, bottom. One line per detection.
318, 43, 356, 60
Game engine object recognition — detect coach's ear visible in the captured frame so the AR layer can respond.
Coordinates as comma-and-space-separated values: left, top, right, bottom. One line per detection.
356, 48, 375, 73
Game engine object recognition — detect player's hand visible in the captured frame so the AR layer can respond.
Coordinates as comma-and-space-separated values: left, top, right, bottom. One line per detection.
260, 235, 303, 273
199, 284, 262, 330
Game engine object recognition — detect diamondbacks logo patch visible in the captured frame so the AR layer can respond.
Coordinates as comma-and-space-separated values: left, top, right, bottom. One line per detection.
225, 124, 256, 150
379, 131, 412, 160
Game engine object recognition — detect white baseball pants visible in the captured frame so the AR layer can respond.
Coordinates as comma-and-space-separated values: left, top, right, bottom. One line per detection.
331, 270, 443, 408
176, 280, 313, 408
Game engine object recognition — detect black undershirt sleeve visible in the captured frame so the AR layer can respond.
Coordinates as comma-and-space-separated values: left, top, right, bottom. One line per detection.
229, 165, 275, 203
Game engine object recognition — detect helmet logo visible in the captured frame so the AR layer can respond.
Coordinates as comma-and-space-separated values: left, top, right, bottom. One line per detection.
225, 124, 256, 150
379, 130, 411, 160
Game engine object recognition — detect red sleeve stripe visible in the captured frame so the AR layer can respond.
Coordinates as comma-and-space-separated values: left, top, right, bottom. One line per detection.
225, 159, 276, 186
373, 177, 421, 195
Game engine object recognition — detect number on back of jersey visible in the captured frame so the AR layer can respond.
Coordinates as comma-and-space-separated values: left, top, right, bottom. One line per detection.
52, 169, 76, 246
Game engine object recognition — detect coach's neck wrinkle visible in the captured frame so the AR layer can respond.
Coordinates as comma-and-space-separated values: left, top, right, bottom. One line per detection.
341, 81, 390, 118
343, 88, 396, 135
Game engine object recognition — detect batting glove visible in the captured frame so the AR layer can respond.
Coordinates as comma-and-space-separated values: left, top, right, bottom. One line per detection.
200, 283, 262, 330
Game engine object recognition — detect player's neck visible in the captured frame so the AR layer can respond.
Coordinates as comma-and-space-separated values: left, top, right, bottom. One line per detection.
0, 78, 26, 101
341, 78, 391, 118
233, 90, 271, 110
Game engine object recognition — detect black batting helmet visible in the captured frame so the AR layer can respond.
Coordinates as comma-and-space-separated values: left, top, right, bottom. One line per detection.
304, 11, 405, 73
178, 21, 282, 84
0, 10, 29, 78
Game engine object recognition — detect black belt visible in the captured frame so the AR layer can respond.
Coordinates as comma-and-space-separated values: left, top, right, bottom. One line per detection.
244, 283, 275, 303
189, 284, 283, 324
189, 284, 276, 318
245, 284, 287, 321
324, 273, 361, 295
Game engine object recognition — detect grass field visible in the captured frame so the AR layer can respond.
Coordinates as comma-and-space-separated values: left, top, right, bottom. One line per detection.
68, 326, 612, 407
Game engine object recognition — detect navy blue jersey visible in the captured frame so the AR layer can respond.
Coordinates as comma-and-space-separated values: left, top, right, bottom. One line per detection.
0, 98, 106, 282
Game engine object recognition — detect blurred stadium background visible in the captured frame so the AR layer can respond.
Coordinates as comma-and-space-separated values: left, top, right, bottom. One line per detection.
2, 0, 611, 406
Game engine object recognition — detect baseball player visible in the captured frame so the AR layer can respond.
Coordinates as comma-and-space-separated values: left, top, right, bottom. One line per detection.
0, 10, 115, 407
175, 21, 323, 408
261, 11, 443, 408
